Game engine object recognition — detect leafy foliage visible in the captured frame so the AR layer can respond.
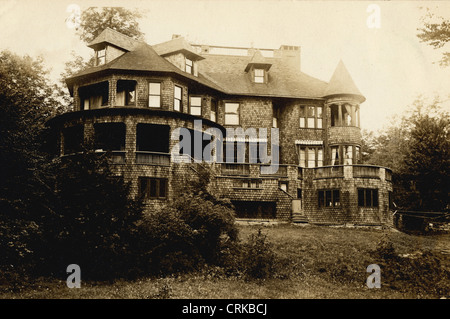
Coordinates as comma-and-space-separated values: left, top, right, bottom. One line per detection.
0, 51, 63, 276
77, 7, 145, 44
417, 9, 450, 66
41, 152, 144, 280
362, 96, 449, 212
137, 165, 238, 275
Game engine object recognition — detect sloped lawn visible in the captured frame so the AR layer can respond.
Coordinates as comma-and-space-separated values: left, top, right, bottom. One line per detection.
1, 224, 449, 299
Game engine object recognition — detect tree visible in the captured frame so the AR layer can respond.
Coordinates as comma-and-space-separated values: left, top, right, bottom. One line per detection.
42, 152, 144, 280
362, 96, 449, 211
417, 9, 450, 66
402, 109, 449, 211
77, 7, 145, 44
0, 50, 63, 276
59, 7, 146, 110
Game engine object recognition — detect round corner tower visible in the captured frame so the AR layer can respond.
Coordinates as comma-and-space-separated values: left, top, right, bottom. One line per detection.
323, 60, 366, 166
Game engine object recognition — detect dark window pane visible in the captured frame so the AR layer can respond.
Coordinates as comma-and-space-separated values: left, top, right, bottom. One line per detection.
136, 124, 170, 153
149, 179, 157, 198
358, 189, 365, 206
94, 123, 125, 151
373, 189, 379, 207
159, 179, 167, 198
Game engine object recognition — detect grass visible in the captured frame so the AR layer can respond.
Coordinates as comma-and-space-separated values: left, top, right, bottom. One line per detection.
1, 223, 449, 299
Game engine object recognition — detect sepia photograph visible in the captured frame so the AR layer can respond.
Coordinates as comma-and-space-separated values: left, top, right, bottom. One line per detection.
0, 0, 449, 309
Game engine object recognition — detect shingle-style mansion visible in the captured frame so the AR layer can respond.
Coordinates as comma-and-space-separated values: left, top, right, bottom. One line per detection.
47, 28, 393, 225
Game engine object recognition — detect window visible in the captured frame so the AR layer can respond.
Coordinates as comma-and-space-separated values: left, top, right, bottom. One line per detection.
307, 106, 315, 128
330, 104, 359, 127
185, 57, 193, 74
299, 146, 323, 168
139, 177, 167, 199
300, 105, 323, 129
355, 146, 361, 164
189, 96, 202, 116
297, 188, 302, 199
225, 102, 240, 125
148, 82, 161, 108
174, 85, 182, 112
279, 181, 288, 192
318, 189, 340, 208
136, 124, 170, 153
330, 104, 339, 127
331, 146, 340, 166
317, 106, 323, 129
79, 81, 109, 110
94, 123, 125, 151
299, 106, 306, 128
63, 125, 84, 155
342, 104, 352, 126
273, 106, 280, 128
210, 99, 217, 122
116, 80, 136, 106
94, 123, 126, 163
96, 48, 106, 66
136, 124, 170, 165
254, 68, 265, 83
388, 191, 394, 210
239, 179, 261, 188
358, 188, 379, 207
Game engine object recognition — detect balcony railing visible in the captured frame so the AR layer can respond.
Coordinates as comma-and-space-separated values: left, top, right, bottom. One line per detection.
94, 150, 126, 164
221, 163, 250, 176
353, 165, 380, 178
314, 166, 344, 179
260, 164, 288, 177
136, 151, 170, 165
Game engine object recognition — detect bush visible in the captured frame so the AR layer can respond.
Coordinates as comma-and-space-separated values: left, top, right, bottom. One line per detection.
137, 192, 238, 276
240, 228, 276, 280
41, 152, 144, 280
371, 235, 450, 297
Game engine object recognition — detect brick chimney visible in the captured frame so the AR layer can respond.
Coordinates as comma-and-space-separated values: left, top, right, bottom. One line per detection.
274, 45, 301, 71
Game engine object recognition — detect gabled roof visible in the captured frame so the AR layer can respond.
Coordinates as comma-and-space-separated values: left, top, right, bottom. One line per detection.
152, 36, 204, 61
324, 60, 365, 101
87, 28, 140, 51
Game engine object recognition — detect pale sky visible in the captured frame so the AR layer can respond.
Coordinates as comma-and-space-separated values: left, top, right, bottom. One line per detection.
1, 0, 450, 132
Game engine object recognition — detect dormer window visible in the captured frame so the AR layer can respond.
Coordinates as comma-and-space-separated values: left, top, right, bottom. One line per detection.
96, 48, 106, 66
185, 57, 193, 74
254, 69, 265, 83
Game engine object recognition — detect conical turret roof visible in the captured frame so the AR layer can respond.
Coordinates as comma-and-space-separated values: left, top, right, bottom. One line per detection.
324, 60, 365, 101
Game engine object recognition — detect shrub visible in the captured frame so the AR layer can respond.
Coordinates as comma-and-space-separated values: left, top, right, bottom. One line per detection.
137, 166, 239, 276
371, 235, 450, 297
240, 228, 276, 280
41, 152, 144, 280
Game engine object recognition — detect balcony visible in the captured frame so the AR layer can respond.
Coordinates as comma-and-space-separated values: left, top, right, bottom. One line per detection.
136, 151, 170, 165
260, 164, 288, 177
314, 166, 344, 179
93, 150, 126, 164
353, 165, 380, 179
221, 163, 250, 176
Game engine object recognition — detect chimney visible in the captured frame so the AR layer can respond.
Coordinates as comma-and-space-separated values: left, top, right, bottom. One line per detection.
172, 34, 181, 39
274, 45, 301, 71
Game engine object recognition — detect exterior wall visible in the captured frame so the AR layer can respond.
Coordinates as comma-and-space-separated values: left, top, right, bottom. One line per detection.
57, 68, 393, 225
301, 166, 393, 225
278, 100, 325, 164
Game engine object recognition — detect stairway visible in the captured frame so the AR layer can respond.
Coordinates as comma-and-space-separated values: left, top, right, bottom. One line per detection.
292, 212, 308, 223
